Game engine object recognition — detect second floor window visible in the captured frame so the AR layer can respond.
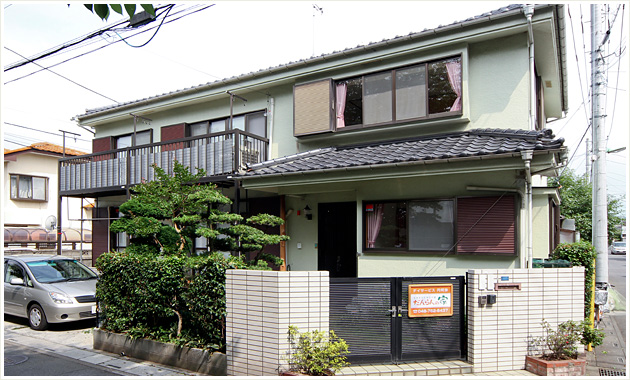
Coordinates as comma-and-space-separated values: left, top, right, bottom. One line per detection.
189, 111, 267, 138
115, 130, 152, 149
336, 56, 462, 129
10, 174, 48, 201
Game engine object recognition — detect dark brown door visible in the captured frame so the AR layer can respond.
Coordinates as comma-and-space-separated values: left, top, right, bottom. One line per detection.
318, 202, 357, 277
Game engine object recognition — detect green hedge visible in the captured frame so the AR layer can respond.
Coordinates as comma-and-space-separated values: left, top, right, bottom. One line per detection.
96, 251, 248, 351
551, 241, 597, 319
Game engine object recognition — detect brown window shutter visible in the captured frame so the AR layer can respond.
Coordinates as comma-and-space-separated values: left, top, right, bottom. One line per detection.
161, 123, 187, 141
457, 195, 516, 255
91, 207, 110, 266
92, 136, 113, 153
294, 79, 334, 136
161, 123, 187, 152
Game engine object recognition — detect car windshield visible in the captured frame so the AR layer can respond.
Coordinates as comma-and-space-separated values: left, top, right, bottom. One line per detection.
613, 242, 625, 247
26, 260, 98, 284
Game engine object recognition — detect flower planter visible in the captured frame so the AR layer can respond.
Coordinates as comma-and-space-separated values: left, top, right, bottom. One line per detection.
525, 355, 586, 376
93, 329, 226, 375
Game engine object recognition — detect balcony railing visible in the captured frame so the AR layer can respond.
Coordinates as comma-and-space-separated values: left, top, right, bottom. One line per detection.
60, 130, 268, 194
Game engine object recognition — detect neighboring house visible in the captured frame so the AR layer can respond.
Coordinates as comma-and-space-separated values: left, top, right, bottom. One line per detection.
3, 143, 92, 251
65, 4, 567, 275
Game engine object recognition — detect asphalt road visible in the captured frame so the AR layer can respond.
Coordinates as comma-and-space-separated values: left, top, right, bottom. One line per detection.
4, 341, 125, 376
608, 253, 627, 300
607, 252, 626, 346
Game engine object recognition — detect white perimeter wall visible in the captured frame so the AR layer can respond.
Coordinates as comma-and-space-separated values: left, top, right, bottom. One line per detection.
467, 268, 585, 372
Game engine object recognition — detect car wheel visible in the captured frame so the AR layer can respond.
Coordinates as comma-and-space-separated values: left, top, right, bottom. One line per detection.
28, 304, 48, 330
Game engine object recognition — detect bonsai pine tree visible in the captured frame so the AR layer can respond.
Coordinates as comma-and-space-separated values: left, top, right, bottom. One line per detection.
111, 161, 288, 266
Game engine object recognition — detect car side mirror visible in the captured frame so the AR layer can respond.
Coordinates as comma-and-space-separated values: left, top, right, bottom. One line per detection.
10, 278, 25, 286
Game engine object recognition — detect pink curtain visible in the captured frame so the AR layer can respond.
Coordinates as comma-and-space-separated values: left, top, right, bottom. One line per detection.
335, 83, 347, 129
445, 61, 462, 112
366, 204, 384, 248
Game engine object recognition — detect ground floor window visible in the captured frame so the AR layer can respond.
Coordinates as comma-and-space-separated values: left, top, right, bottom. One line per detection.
364, 195, 515, 255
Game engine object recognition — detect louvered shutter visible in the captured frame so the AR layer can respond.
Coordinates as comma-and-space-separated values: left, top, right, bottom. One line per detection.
457, 195, 516, 255
293, 79, 334, 136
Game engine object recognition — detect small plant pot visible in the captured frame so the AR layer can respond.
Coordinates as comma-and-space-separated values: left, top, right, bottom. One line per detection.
525, 355, 586, 376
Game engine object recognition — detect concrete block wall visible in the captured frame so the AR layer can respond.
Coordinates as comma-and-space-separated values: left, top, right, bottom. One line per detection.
225, 270, 329, 376
467, 268, 585, 373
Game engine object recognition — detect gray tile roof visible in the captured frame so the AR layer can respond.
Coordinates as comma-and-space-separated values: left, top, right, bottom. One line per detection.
242, 129, 565, 178
77, 4, 525, 119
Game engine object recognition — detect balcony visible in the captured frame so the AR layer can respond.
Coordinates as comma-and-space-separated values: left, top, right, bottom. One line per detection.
59, 130, 268, 196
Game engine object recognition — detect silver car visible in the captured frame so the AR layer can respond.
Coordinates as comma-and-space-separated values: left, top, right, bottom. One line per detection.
4, 255, 98, 330
610, 241, 626, 255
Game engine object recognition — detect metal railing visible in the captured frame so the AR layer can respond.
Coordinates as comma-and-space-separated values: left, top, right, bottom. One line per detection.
60, 130, 268, 193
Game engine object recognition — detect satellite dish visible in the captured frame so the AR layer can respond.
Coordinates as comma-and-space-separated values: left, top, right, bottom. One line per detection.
45, 215, 57, 231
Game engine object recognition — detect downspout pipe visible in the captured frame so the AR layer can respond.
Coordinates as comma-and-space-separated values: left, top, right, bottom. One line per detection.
524, 5, 537, 131
522, 150, 534, 268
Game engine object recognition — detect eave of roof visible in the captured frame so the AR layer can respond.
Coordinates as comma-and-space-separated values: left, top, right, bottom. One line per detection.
240, 129, 565, 180
76, 3, 549, 122
3, 142, 87, 157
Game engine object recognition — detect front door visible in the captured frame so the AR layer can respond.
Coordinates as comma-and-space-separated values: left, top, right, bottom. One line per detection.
318, 202, 357, 277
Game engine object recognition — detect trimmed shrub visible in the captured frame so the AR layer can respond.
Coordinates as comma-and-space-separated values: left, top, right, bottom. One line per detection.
551, 241, 597, 318
96, 251, 248, 351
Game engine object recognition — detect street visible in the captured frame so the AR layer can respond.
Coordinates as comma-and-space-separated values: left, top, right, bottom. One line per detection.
4, 341, 125, 376
3, 315, 198, 376
608, 252, 626, 346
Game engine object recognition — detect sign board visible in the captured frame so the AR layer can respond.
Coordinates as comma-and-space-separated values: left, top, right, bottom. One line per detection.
408, 284, 453, 318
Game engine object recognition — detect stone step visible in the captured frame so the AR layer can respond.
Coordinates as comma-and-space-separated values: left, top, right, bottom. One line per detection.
336, 360, 473, 376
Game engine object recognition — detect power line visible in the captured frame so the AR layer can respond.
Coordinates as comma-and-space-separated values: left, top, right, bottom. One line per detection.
3, 47, 120, 103
3, 122, 92, 142
3, 4, 176, 72
606, 4, 625, 143
114, 5, 176, 48
3, 5, 214, 85
4, 139, 29, 147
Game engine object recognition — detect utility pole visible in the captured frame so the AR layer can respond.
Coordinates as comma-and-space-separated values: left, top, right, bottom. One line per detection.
591, 4, 609, 288
585, 138, 591, 182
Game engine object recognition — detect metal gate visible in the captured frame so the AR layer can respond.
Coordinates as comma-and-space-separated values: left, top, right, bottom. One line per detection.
330, 276, 466, 364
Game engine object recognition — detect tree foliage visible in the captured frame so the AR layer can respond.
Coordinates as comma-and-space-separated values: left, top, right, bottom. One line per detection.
548, 169, 624, 243
110, 161, 288, 267
551, 241, 597, 318
83, 4, 155, 22
96, 251, 250, 350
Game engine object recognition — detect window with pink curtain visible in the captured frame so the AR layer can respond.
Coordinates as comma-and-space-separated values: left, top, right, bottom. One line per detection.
366, 203, 384, 248
445, 60, 462, 112
335, 82, 347, 129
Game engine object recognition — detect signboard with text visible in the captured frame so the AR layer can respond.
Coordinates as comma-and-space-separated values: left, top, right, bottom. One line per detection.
408, 283, 453, 318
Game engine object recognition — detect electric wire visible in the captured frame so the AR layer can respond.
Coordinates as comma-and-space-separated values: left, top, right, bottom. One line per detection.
3, 4, 214, 85
3, 4, 176, 72
3, 47, 119, 103
4, 140, 29, 148
3, 122, 92, 142
606, 4, 625, 144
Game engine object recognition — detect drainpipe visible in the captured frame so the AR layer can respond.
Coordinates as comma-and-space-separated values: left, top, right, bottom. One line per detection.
522, 151, 534, 268
267, 96, 274, 160
524, 5, 537, 131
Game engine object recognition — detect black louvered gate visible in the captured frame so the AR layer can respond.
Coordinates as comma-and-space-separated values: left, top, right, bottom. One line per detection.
330, 276, 466, 364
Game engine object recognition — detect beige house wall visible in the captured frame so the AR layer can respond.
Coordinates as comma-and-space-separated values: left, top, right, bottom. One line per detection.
4, 153, 89, 230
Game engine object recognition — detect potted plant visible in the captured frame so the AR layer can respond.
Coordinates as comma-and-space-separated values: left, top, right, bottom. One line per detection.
526, 319, 604, 376
281, 325, 350, 376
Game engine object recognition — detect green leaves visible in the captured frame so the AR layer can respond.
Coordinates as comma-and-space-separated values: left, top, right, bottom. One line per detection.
83, 4, 155, 21
552, 241, 597, 318
550, 169, 624, 243
529, 319, 604, 360
287, 325, 350, 375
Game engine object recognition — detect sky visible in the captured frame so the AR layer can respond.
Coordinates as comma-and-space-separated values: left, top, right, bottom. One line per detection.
1, 1, 628, 205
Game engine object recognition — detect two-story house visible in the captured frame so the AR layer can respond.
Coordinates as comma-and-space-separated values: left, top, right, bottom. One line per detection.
64, 4, 567, 275
4, 142, 92, 252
